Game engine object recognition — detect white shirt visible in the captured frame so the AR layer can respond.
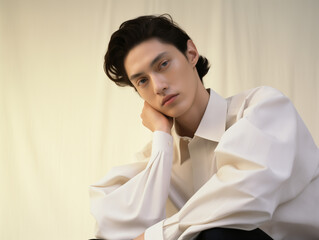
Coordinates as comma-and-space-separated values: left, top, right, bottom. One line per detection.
90, 86, 319, 240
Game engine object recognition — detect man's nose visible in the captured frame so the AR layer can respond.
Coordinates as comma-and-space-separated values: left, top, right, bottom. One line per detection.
151, 74, 168, 95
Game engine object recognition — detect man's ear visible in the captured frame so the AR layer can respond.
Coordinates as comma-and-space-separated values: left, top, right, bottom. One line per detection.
186, 40, 199, 67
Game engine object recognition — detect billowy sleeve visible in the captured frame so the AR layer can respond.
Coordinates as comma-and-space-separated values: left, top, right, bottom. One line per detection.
145, 87, 319, 240
90, 131, 173, 240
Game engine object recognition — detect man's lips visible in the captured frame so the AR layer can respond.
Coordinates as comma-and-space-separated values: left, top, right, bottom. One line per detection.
162, 94, 179, 106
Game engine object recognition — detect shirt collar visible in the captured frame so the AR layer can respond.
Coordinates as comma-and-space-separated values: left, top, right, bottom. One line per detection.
173, 89, 227, 164
194, 88, 227, 142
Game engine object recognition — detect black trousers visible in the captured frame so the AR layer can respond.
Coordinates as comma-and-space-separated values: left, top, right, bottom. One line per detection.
196, 228, 273, 240
89, 227, 273, 240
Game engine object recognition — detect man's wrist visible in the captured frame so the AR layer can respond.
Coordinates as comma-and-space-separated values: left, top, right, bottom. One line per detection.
133, 233, 145, 240
155, 126, 171, 134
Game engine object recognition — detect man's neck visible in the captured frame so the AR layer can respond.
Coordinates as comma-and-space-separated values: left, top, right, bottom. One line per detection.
174, 86, 210, 138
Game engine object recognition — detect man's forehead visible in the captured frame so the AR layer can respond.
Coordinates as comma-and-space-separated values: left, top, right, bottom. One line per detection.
124, 39, 176, 76
127, 39, 174, 58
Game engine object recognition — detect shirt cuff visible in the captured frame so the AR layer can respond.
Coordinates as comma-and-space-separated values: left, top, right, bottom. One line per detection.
152, 131, 173, 154
145, 220, 164, 240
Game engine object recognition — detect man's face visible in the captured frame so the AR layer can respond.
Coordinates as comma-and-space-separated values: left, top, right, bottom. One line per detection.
124, 38, 201, 118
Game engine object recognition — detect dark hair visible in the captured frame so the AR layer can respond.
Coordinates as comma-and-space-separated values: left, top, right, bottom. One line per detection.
104, 14, 210, 87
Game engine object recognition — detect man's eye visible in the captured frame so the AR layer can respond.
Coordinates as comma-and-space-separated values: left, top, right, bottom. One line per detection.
137, 78, 147, 86
159, 60, 169, 69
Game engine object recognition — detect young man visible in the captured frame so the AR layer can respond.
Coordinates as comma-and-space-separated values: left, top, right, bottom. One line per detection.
90, 15, 319, 240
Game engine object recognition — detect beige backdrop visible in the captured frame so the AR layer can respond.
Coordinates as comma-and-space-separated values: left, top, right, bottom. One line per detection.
1, 0, 318, 239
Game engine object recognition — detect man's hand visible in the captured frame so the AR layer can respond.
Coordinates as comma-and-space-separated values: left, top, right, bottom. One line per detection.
133, 232, 145, 240
140, 101, 173, 134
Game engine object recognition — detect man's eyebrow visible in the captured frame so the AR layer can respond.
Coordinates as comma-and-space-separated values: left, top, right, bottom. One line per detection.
150, 52, 167, 68
129, 52, 168, 81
